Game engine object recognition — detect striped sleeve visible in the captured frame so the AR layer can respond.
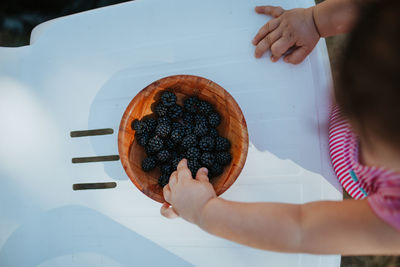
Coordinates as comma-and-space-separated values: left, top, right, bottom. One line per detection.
329, 105, 366, 199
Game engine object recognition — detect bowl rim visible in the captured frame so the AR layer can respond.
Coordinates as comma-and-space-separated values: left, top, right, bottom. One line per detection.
118, 74, 249, 203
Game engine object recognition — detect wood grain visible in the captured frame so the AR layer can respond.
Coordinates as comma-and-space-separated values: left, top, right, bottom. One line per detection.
118, 75, 249, 203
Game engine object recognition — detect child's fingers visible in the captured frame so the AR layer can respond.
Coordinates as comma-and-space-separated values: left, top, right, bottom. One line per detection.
195, 168, 209, 183
177, 158, 188, 172
169, 171, 178, 187
283, 46, 309, 64
255, 29, 281, 58
160, 203, 179, 219
163, 184, 172, 203
177, 158, 193, 181
255, 6, 285, 18
252, 18, 280, 45
270, 37, 295, 62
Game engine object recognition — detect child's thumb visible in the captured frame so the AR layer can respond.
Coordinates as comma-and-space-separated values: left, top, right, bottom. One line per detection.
284, 46, 309, 64
255, 6, 284, 18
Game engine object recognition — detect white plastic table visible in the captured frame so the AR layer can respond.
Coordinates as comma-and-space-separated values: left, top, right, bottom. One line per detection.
0, 0, 342, 266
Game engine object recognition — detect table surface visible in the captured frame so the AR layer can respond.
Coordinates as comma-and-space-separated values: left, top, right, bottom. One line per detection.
0, 0, 342, 266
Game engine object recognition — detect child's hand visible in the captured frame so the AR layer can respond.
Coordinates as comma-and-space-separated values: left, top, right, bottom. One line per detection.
160, 159, 216, 224
253, 6, 320, 64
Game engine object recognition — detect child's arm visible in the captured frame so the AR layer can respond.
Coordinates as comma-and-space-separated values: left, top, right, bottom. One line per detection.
313, 0, 361, 37
199, 198, 400, 254
162, 160, 400, 255
253, 0, 360, 64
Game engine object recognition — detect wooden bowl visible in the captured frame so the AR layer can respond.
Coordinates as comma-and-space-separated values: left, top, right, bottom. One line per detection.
118, 75, 248, 203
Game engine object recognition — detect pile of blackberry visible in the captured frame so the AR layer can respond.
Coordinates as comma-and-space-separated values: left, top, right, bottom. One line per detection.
132, 91, 232, 187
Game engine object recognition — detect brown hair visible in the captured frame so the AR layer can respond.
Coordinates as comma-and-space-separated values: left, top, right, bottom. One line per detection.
336, 0, 400, 148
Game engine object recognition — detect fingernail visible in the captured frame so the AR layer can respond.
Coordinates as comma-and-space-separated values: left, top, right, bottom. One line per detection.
200, 167, 208, 175
284, 58, 289, 63
271, 56, 276, 62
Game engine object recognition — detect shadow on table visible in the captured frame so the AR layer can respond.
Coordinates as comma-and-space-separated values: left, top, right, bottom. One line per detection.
0, 205, 192, 267
89, 67, 340, 191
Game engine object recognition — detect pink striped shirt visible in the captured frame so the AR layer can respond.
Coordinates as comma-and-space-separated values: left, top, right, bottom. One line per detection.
329, 105, 400, 231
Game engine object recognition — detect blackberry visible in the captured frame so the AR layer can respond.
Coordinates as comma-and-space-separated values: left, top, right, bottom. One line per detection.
199, 136, 215, 151
216, 151, 232, 166
158, 116, 171, 125
169, 151, 178, 159
176, 145, 187, 156
160, 91, 177, 107
136, 91, 232, 182
132, 119, 139, 130
160, 163, 173, 176
209, 163, 223, 178
215, 136, 231, 151
170, 128, 185, 144
172, 122, 183, 131
155, 103, 168, 117
168, 104, 183, 119
145, 145, 157, 155
164, 139, 175, 150
143, 118, 157, 133
188, 159, 201, 177
181, 134, 198, 150
182, 124, 194, 135
155, 123, 171, 138
157, 150, 171, 162
185, 147, 201, 160
194, 122, 209, 137
208, 112, 221, 127
147, 136, 163, 153
182, 112, 194, 125
200, 152, 215, 167
136, 132, 149, 147
194, 114, 208, 125
184, 96, 199, 113
208, 128, 218, 138
132, 119, 148, 134
142, 156, 156, 172
198, 101, 213, 115
158, 174, 169, 187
